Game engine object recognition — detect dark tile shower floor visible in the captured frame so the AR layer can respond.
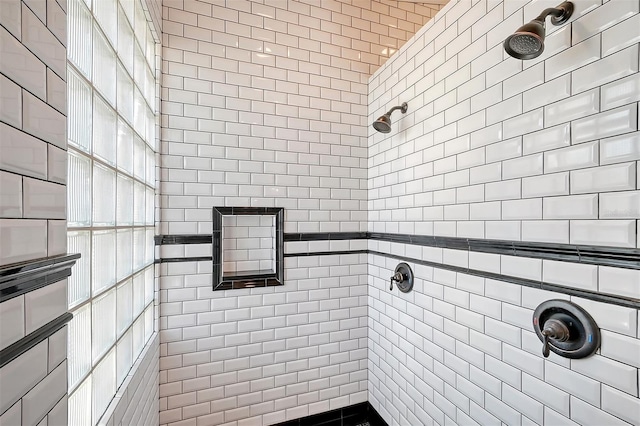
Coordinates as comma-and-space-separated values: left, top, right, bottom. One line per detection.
274, 402, 386, 426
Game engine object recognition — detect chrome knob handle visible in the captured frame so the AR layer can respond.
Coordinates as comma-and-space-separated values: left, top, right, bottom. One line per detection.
540, 318, 570, 358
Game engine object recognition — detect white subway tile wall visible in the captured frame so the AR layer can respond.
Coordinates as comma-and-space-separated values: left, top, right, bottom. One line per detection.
0, 330, 68, 426
368, 1, 640, 426
159, 1, 440, 424
158, 256, 369, 425
0, 0, 67, 266
369, 1, 640, 248
0, 1, 72, 424
159, 0, 440, 236
222, 215, 276, 274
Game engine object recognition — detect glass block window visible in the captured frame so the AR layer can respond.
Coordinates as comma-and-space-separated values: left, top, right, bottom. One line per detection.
66, 0, 157, 423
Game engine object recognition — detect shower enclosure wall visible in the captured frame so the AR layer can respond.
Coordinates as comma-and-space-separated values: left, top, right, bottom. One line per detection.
159, 0, 640, 425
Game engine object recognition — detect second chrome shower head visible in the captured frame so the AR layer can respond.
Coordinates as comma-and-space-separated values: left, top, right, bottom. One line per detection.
504, 1, 573, 60
372, 102, 408, 133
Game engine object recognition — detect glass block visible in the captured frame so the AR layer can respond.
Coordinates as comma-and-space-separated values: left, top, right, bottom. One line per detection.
93, 25, 117, 106
144, 304, 153, 342
68, 303, 91, 389
120, 0, 134, 26
144, 266, 154, 306
68, 231, 91, 308
116, 328, 133, 388
94, 0, 117, 46
133, 87, 146, 139
67, 68, 92, 152
133, 181, 145, 226
92, 348, 116, 423
93, 95, 117, 166
117, 119, 134, 175
133, 229, 145, 272
116, 279, 133, 337
133, 135, 145, 181
68, 0, 92, 79
145, 26, 155, 69
92, 163, 116, 226
92, 230, 116, 295
118, 5, 134, 75
134, 0, 147, 49
145, 188, 154, 225
117, 62, 134, 125
133, 41, 146, 91
92, 288, 116, 363
68, 376, 91, 426
145, 146, 155, 185
132, 314, 144, 360
144, 65, 154, 108
132, 271, 144, 318
145, 228, 154, 264
145, 105, 155, 149
116, 174, 133, 225
116, 229, 133, 281
67, 150, 92, 227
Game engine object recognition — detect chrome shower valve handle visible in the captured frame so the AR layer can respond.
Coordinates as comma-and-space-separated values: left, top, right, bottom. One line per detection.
389, 263, 414, 293
390, 271, 404, 290
540, 318, 570, 357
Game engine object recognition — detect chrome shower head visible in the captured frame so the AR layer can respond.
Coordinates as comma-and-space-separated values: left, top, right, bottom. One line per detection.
504, 20, 546, 59
372, 102, 408, 133
504, 1, 573, 60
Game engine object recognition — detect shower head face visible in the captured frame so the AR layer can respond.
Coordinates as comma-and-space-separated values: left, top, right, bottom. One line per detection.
372, 115, 392, 133
504, 21, 545, 59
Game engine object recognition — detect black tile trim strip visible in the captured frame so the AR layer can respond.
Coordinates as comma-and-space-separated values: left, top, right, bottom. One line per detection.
155, 232, 640, 270
285, 250, 369, 257
367, 233, 640, 270
155, 256, 214, 264
155, 234, 212, 245
273, 401, 387, 426
0, 254, 81, 303
284, 232, 369, 241
154, 248, 639, 308
367, 250, 640, 310
0, 312, 73, 369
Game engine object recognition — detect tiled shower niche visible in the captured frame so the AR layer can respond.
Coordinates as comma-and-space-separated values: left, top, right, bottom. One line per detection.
212, 207, 284, 290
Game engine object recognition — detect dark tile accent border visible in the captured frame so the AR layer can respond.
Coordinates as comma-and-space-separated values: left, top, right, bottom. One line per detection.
285, 232, 369, 241
212, 207, 285, 291
273, 402, 387, 426
154, 234, 212, 245
367, 232, 640, 270
368, 250, 640, 310
156, 256, 214, 264
153, 232, 640, 307
155, 232, 640, 271
0, 253, 81, 302
0, 312, 73, 369
285, 250, 369, 258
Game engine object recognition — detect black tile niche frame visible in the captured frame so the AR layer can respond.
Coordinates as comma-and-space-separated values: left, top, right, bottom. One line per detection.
212, 207, 284, 291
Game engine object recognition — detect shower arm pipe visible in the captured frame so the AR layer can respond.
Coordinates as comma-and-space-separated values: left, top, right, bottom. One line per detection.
385, 102, 408, 116
534, 2, 573, 24
534, 7, 566, 22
